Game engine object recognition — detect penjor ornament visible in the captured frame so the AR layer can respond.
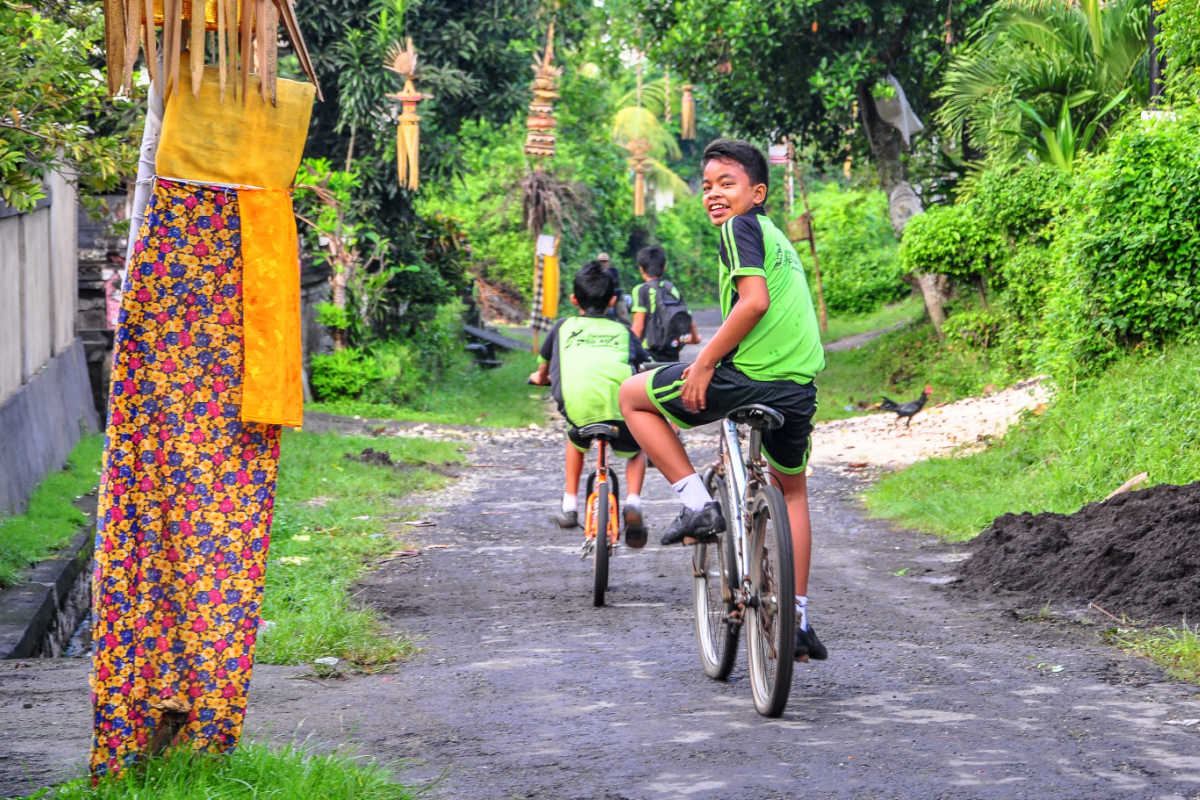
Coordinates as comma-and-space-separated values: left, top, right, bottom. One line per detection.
524, 21, 562, 160
385, 37, 431, 191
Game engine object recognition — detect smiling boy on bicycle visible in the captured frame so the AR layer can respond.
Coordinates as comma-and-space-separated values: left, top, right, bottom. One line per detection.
619, 138, 827, 660
529, 261, 651, 548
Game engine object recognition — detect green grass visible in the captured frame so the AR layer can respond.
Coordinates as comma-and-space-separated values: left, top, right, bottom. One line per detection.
17, 741, 417, 800
257, 429, 464, 667
820, 295, 924, 343
0, 434, 103, 588
308, 350, 546, 428
864, 342, 1200, 541
1104, 623, 1200, 684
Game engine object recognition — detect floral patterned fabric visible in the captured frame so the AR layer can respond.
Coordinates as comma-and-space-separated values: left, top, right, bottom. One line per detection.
90, 179, 280, 777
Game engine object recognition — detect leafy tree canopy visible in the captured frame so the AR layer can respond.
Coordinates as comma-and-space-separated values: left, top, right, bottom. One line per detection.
0, 1, 136, 211
630, 0, 989, 161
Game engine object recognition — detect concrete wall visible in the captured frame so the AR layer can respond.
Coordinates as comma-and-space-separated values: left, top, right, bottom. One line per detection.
0, 176, 98, 516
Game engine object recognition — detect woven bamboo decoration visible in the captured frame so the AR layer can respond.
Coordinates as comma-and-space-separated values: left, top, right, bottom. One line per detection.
680, 83, 696, 140
385, 38, 429, 191
626, 137, 650, 216
524, 21, 561, 160
103, 0, 321, 102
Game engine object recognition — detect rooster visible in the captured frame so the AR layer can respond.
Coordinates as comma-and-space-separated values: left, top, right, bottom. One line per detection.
880, 385, 932, 427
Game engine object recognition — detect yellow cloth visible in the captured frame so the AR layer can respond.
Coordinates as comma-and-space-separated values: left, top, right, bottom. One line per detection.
155, 61, 313, 426
541, 254, 559, 318
239, 189, 303, 427
156, 61, 314, 189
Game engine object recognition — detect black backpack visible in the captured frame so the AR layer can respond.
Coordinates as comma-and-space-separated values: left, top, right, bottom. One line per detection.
642, 279, 692, 355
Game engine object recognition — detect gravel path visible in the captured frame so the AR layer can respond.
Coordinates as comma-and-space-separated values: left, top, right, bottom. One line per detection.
2, 314, 1199, 799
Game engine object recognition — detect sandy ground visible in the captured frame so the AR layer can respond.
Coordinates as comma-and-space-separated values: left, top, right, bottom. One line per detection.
811, 377, 1052, 471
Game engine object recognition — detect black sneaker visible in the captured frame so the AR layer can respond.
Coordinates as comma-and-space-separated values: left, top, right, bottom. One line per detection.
623, 506, 647, 549
794, 623, 827, 661
552, 510, 578, 529
659, 502, 725, 546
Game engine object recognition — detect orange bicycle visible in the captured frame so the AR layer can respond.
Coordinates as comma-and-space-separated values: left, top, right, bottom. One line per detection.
574, 423, 621, 607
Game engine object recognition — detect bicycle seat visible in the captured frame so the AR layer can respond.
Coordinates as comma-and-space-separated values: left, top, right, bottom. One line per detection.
573, 423, 621, 442
726, 404, 785, 431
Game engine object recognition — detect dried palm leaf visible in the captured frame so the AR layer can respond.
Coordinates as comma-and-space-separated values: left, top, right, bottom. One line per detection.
164, 0, 183, 98
216, 0, 226, 99
239, 0, 253, 103
274, 0, 321, 99
189, 0, 205, 95
103, 0, 124, 94
121, 0, 142, 92
225, 0, 238, 98
142, 0, 158, 90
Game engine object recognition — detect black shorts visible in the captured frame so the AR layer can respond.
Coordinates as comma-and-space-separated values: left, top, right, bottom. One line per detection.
647, 362, 816, 474
567, 420, 641, 459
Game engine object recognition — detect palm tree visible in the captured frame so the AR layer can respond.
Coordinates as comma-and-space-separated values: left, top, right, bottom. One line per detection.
937, 0, 1149, 168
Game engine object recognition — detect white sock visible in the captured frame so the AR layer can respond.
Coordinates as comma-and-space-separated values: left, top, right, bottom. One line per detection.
795, 595, 809, 632
562, 492, 577, 513
625, 493, 642, 510
672, 473, 712, 512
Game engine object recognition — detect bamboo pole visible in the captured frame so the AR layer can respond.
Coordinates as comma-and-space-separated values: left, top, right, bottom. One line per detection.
791, 138, 827, 334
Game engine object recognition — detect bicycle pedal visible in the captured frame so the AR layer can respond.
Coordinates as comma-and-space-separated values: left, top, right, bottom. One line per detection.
580, 539, 594, 559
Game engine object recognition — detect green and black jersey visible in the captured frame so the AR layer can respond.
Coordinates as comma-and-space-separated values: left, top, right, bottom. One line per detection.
717, 205, 824, 383
539, 313, 649, 427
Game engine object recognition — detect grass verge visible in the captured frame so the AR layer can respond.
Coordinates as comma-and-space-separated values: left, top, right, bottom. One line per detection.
863, 343, 1200, 540
18, 741, 417, 799
1104, 623, 1200, 685
0, 434, 103, 588
820, 295, 923, 344
308, 350, 545, 428
257, 428, 464, 667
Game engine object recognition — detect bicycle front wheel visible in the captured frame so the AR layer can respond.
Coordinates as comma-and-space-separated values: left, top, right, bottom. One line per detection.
745, 485, 795, 717
693, 469, 740, 679
592, 472, 611, 607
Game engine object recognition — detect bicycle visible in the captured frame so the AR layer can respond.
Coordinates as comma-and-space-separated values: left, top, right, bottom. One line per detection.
693, 403, 796, 717
574, 423, 622, 607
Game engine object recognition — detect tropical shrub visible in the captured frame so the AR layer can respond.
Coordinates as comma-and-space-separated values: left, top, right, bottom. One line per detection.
310, 348, 383, 401
794, 183, 907, 314
964, 163, 1071, 243
899, 204, 1006, 295
1041, 107, 1200, 378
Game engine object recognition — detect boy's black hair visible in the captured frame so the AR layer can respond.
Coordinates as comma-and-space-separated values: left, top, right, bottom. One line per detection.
701, 138, 769, 191
636, 245, 666, 278
573, 260, 615, 313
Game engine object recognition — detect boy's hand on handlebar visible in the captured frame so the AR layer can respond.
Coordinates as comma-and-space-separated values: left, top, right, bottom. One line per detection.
688, 332, 702, 345
527, 370, 548, 386
680, 361, 714, 412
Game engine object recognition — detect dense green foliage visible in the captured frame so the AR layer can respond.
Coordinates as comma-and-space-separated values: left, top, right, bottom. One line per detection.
1041, 108, 1200, 378
790, 182, 906, 314
1156, 0, 1200, 101
0, 2, 135, 210
866, 342, 1200, 540
937, 0, 1148, 167
899, 205, 1004, 290
633, 0, 988, 164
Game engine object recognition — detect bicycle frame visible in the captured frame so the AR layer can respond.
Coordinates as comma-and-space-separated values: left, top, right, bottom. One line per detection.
584, 439, 619, 548
718, 417, 766, 579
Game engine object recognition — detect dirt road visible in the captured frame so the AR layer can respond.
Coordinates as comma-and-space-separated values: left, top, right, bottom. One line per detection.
2, 313, 1200, 799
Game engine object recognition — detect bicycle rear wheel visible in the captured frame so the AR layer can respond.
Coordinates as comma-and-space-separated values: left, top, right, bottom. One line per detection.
693, 470, 740, 679
745, 485, 795, 717
592, 470, 611, 607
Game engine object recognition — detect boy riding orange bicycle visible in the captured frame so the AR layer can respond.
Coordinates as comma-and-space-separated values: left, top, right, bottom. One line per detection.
528, 261, 650, 548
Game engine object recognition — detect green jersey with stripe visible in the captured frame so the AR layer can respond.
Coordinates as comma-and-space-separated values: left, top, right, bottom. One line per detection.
538, 314, 648, 427
717, 206, 825, 383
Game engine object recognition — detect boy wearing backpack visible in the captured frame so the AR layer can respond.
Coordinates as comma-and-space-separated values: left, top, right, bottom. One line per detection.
630, 245, 701, 362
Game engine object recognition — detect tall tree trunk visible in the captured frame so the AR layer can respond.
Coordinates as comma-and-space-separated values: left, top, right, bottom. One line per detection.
859, 85, 948, 338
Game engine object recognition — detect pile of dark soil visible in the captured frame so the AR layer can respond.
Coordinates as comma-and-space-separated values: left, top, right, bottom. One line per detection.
955, 481, 1200, 623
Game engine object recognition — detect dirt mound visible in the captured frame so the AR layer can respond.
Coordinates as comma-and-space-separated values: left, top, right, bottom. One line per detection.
955, 481, 1200, 624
